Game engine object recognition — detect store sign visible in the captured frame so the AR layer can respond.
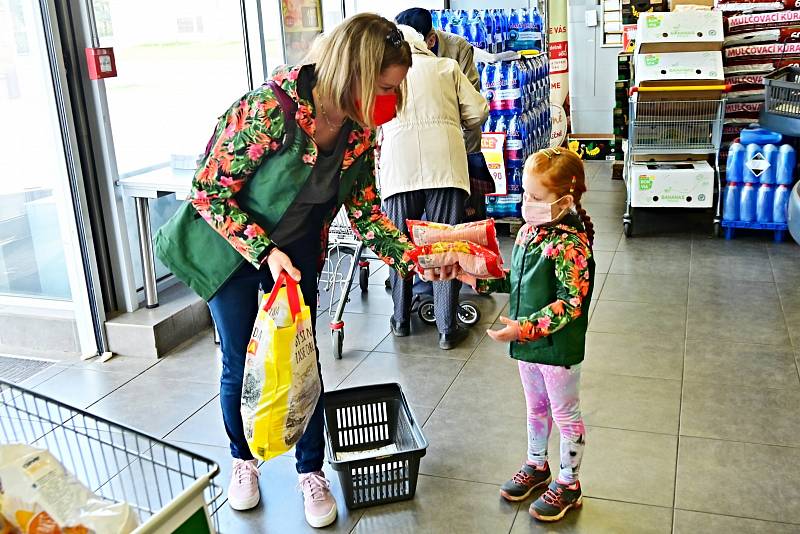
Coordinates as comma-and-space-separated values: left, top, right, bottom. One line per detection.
481, 133, 507, 194
550, 104, 567, 148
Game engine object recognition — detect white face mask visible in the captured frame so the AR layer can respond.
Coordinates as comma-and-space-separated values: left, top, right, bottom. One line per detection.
522, 196, 569, 227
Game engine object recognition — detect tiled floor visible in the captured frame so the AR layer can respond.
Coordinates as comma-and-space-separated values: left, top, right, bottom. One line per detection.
13, 162, 800, 533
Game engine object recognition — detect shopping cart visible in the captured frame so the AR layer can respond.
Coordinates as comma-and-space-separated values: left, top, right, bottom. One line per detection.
319, 207, 375, 360
0, 381, 223, 533
623, 86, 727, 237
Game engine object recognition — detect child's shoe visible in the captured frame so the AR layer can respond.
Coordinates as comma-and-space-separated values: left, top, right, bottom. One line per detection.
530, 480, 583, 522
500, 462, 551, 502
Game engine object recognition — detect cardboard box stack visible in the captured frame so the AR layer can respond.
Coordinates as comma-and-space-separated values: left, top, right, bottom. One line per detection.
717, 0, 800, 159
628, 10, 723, 207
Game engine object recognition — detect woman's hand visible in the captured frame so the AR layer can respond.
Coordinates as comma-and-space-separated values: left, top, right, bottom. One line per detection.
266, 247, 301, 283
456, 271, 478, 289
486, 316, 521, 343
419, 264, 459, 282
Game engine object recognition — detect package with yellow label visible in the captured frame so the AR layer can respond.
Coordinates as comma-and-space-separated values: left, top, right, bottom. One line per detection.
0, 444, 138, 534
241, 273, 321, 461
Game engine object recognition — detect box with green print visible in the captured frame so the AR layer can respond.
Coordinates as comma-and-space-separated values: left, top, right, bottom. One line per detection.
634, 50, 723, 87
630, 161, 714, 208
636, 10, 723, 53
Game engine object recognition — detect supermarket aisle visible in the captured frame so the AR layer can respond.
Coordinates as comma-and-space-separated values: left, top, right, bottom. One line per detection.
18, 162, 800, 533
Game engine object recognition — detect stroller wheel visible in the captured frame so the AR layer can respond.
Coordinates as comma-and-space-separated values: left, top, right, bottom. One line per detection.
418, 301, 437, 325
359, 266, 370, 292
457, 301, 481, 326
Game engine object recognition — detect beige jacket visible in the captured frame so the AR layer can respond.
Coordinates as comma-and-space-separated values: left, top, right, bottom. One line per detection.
435, 30, 482, 153
379, 27, 489, 200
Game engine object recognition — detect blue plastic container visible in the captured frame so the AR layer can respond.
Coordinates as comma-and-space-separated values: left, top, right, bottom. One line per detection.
740, 127, 782, 146
776, 144, 796, 185
774, 184, 791, 224
740, 182, 757, 222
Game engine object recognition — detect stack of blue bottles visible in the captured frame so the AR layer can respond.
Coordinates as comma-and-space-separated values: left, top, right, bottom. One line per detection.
431, 9, 507, 53
774, 145, 796, 224
479, 53, 551, 218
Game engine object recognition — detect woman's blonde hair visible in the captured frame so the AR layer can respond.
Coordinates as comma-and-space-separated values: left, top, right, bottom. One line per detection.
525, 148, 594, 243
306, 13, 412, 128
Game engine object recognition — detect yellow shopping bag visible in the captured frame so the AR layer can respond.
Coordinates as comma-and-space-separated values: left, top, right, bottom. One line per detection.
241, 272, 321, 461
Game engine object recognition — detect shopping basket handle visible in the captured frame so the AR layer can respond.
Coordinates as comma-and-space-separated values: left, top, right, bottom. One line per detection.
629, 84, 731, 96
263, 271, 303, 319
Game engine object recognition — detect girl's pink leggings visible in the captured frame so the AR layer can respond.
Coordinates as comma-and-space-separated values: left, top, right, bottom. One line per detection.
519, 361, 586, 484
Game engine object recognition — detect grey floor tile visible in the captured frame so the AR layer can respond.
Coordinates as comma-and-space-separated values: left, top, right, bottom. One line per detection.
778, 282, 800, 346
690, 254, 775, 283
688, 277, 779, 307
581, 426, 677, 508
692, 235, 767, 258
320, 350, 370, 389
769, 246, 800, 285
217, 456, 362, 534
582, 373, 681, 435
166, 397, 228, 449
590, 300, 686, 338
591, 216, 624, 235
421, 406, 527, 485
67, 354, 161, 377
165, 440, 233, 508
592, 232, 622, 252
593, 250, 615, 274
686, 302, 790, 346
354, 475, 518, 534
610, 251, 690, 277
673, 510, 800, 534
16, 364, 69, 389
676, 436, 800, 524
599, 274, 688, 305
684, 340, 799, 389
583, 191, 627, 205
510, 498, 673, 534
316, 312, 391, 353
469, 334, 511, 363
616, 235, 692, 255
437, 356, 525, 417
681, 380, 800, 447
583, 202, 625, 219
89, 374, 218, 437
146, 333, 222, 385
32, 368, 133, 409
341, 285, 395, 316
374, 323, 485, 361
338, 352, 464, 409
583, 332, 684, 380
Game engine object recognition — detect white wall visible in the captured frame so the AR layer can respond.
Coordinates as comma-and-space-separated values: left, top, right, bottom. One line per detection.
567, 0, 616, 134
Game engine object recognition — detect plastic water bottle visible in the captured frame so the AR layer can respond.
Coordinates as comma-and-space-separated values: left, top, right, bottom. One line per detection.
723, 143, 744, 222
482, 10, 495, 52
507, 167, 523, 194
494, 9, 506, 50
440, 10, 450, 29
494, 114, 508, 134
462, 20, 474, 44
506, 114, 524, 168
740, 181, 758, 223
776, 144, 796, 186
482, 62, 500, 112
508, 9, 522, 51
431, 10, 441, 30
505, 61, 523, 113
532, 7, 544, 51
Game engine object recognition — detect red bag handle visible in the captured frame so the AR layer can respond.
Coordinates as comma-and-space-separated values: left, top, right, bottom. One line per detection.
263, 271, 302, 320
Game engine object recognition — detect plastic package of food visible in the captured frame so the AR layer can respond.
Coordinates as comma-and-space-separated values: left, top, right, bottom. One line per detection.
406, 219, 501, 255
406, 241, 504, 279
0, 444, 138, 534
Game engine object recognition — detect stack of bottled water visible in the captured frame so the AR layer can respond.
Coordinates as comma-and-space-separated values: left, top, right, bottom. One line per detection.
479, 56, 552, 218
430, 7, 544, 54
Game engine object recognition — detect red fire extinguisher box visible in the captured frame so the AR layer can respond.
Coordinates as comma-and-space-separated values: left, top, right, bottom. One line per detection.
85, 47, 117, 80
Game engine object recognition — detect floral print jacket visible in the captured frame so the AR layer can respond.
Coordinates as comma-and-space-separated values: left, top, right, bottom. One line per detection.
189, 64, 414, 276
479, 220, 593, 343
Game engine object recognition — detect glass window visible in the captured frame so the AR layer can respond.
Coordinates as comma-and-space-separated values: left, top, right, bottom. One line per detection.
93, 0, 248, 290
0, 0, 73, 300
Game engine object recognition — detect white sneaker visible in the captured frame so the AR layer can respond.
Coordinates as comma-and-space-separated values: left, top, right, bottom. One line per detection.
299, 471, 338, 528
228, 459, 260, 511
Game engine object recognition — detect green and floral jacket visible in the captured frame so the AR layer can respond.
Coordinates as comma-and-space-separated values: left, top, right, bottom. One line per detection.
156, 64, 414, 301
478, 214, 595, 366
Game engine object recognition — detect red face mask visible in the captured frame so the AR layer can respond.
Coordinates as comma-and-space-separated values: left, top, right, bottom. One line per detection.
357, 94, 398, 127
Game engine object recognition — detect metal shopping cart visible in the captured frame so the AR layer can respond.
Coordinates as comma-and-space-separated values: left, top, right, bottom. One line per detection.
319, 207, 375, 360
0, 381, 223, 533
623, 86, 728, 237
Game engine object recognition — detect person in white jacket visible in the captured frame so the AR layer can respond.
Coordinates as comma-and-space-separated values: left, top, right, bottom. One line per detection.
380, 25, 489, 350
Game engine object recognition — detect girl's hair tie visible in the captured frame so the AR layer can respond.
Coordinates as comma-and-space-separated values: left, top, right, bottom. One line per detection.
541, 147, 562, 159
570, 175, 576, 194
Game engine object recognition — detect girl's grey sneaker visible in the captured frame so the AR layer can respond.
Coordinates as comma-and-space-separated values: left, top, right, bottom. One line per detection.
500, 462, 551, 502
530, 479, 583, 522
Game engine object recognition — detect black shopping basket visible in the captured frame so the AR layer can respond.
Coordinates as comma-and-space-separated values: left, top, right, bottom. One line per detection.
323, 383, 428, 509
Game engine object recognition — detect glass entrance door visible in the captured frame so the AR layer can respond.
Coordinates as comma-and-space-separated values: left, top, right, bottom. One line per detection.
0, 0, 101, 356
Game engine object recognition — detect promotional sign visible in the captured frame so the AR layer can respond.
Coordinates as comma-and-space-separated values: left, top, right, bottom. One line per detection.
281, 0, 323, 64
548, 0, 569, 138
481, 133, 508, 194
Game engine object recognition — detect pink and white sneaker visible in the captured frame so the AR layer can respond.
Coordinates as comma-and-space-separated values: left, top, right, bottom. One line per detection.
299, 471, 338, 528
228, 459, 260, 511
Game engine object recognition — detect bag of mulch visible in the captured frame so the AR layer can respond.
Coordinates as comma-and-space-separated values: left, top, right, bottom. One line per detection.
406, 219, 501, 255
726, 10, 800, 34
406, 241, 505, 279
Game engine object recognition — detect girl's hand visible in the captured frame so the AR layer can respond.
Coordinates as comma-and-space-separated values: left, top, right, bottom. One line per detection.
266, 247, 301, 283
487, 316, 521, 342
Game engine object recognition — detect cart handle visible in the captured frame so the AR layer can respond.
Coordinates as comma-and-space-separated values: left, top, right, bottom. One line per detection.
629, 84, 731, 96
